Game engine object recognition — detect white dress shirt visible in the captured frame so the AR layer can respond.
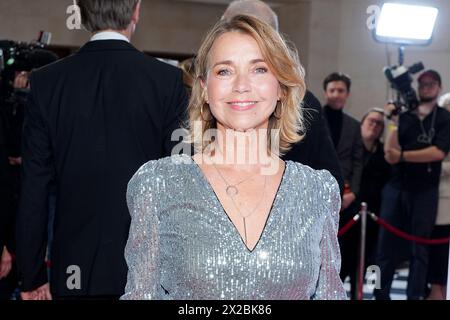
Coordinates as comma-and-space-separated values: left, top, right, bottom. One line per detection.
90, 31, 130, 43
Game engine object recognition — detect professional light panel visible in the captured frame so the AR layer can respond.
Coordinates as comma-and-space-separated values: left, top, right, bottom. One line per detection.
374, 3, 439, 45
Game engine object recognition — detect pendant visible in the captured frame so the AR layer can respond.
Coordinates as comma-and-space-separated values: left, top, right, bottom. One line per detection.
226, 185, 238, 197
417, 134, 429, 144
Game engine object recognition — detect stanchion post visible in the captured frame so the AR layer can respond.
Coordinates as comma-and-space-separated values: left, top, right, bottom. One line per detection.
357, 202, 368, 300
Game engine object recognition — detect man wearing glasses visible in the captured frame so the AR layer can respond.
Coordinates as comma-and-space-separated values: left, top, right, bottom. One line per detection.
375, 70, 450, 300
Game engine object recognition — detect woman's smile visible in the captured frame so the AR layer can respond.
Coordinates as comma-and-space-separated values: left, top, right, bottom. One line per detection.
227, 100, 259, 111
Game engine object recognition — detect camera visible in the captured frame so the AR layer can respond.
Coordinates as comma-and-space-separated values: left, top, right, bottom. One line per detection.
0, 35, 58, 157
383, 62, 424, 116
1, 31, 55, 98
0, 37, 58, 111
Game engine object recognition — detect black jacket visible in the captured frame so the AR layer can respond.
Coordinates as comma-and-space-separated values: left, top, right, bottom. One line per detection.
323, 110, 363, 196
284, 91, 344, 195
16, 40, 188, 297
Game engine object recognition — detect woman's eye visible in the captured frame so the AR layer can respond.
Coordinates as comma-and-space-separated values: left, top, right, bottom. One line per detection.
217, 69, 231, 76
255, 67, 268, 74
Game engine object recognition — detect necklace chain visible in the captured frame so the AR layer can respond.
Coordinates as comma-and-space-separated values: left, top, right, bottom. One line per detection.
213, 164, 259, 197
211, 161, 267, 247
416, 106, 437, 173
417, 105, 437, 145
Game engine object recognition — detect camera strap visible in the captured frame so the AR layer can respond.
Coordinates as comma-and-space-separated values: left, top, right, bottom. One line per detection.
416, 105, 437, 173
417, 105, 437, 145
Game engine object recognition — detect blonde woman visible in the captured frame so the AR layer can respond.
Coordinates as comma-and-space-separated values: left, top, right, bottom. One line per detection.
122, 15, 346, 300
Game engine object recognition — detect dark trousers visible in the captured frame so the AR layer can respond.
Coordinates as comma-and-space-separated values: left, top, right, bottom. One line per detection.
374, 183, 438, 300
339, 201, 359, 299
427, 225, 450, 285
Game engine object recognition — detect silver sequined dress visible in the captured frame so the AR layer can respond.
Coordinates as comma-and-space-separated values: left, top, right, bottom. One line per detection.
121, 154, 347, 300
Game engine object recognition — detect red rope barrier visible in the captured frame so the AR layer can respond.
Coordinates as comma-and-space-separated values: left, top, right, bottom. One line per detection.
369, 213, 450, 245
338, 214, 360, 237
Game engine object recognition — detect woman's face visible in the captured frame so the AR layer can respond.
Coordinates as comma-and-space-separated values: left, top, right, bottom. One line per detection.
202, 31, 281, 133
361, 111, 384, 141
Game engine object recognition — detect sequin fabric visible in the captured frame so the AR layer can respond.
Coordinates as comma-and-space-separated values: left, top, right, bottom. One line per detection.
121, 154, 347, 300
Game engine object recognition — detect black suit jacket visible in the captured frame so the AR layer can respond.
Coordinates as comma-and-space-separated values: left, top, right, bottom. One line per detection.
284, 91, 344, 195
16, 40, 188, 296
323, 111, 363, 196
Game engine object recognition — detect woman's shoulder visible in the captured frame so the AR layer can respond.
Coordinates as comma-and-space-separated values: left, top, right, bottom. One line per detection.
127, 154, 193, 192
136, 154, 192, 173
287, 161, 341, 228
286, 161, 341, 217
286, 160, 339, 191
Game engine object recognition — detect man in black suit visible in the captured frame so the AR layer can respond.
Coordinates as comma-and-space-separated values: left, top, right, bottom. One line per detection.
322, 73, 363, 205
16, 0, 187, 299
223, 0, 344, 194
322, 72, 364, 299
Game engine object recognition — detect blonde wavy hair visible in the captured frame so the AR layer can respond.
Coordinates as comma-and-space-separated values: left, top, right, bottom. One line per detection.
187, 15, 306, 155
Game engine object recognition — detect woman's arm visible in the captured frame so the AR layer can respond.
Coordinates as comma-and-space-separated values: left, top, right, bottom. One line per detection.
121, 162, 161, 300
312, 172, 348, 300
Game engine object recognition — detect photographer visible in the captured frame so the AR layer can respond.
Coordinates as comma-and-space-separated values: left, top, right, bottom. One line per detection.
0, 108, 11, 251
0, 46, 58, 299
1, 48, 58, 212
0, 69, 30, 300
8, 71, 29, 165
4, 70, 29, 210
0, 78, 14, 300
374, 70, 450, 300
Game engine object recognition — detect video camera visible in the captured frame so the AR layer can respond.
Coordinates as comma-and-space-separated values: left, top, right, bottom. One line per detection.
383, 62, 424, 117
0, 32, 57, 105
0, 31, 51, 69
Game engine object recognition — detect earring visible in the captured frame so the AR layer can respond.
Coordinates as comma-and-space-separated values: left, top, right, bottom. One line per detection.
273, 101, 283, 120
200, 103, 213, 121
201, 90, 208, 104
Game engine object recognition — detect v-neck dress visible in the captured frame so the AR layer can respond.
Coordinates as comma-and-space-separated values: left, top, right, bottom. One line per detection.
121, 154, 347, 300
